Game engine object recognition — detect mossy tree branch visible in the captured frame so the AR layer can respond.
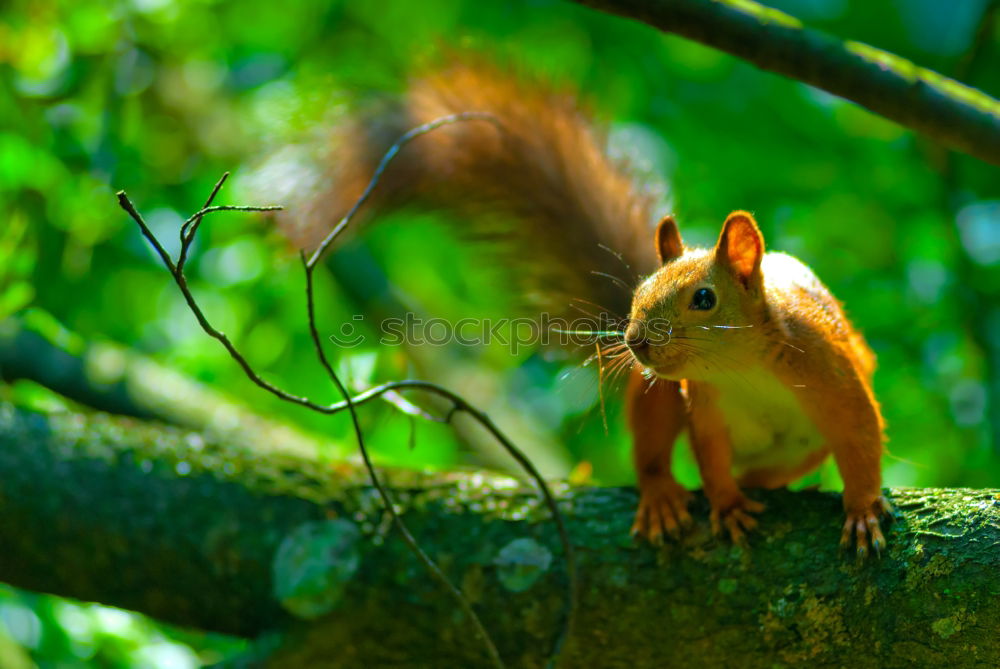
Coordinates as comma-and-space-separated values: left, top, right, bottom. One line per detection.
570, 0, 1000, 166
1, 403, 998, 667
0, 313, 330, 459
116, 163, 574, 666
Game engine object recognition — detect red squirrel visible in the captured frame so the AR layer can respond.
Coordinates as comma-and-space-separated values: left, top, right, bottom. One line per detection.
286, 59, 891, 556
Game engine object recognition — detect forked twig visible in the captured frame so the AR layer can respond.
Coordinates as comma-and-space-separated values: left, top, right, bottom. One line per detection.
307, 111, 577, 659
117, 191, 336, 414
117, 187, 505, 668
300, 251, 506, 667
117, 113, 578, 667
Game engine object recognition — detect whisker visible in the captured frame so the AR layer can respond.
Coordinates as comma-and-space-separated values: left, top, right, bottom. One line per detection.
568, 302, 604, 321
595, 343, 609, 434
600, 353, 631, 383
599, 343, 629, 357
599, 348, 628, 363
583, 352, 627, 419
596, 243, 639, 282
599, 352, 624, 373
569, 297, 627, 336
692, 324, 755, 330
582, 342, 629, 368
589, 270, 633, 293
608, 354, 637, 383
668, 334, 716, 344
553, 328, 627, 338
780, 340, 806, 353
569, 296, 626, 322
597, 243, 630, 270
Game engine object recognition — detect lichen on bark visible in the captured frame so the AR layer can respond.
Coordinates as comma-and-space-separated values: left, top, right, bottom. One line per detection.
0, 404, 997, 667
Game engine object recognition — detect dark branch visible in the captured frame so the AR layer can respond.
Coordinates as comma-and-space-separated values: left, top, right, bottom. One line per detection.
1, 404, 997, 666
116, 190, 337, 414
116, 112, 575, 663
570, 0, 1000, 166
116, 183, 507, 668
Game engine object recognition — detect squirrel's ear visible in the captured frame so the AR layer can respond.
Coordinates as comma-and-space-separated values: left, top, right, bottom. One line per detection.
655, 215, 683, 263
716, 211, 764, 287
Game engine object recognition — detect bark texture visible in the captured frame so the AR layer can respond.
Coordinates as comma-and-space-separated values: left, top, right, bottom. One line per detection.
571, 0, 1000, 166
0, 403, 998, 668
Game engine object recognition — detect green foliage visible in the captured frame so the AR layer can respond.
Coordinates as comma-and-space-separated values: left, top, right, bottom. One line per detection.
0, 585, 246, 668
2, 0, 999, 665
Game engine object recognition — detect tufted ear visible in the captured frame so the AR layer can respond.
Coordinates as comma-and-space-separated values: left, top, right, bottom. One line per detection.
715, 211, 764, 288
655, 214, 683, 263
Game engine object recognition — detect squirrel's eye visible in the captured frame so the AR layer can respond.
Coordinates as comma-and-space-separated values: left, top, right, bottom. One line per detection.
690, 288, 716, 311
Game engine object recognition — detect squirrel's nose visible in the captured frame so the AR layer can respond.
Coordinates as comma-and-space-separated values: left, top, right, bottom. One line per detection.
625, 323, 648, 354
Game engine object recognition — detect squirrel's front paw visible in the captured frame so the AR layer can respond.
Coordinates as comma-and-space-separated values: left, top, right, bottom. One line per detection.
841, 495, 893, 560
631, 478, 693, 545
709, 494, 765, 546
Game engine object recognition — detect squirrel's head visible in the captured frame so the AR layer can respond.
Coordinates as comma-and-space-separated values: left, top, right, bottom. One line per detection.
626, 211, 766, 381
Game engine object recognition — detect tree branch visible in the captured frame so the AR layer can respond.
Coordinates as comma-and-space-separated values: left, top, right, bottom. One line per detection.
0, 312, 329, 458
1, 403, 997, 667
570, 0, 1000, 166
117, 150, 574, 665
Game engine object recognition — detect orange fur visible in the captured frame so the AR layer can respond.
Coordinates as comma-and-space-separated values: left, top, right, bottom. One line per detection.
285, 59, 656, 320
628, 211, 888, 555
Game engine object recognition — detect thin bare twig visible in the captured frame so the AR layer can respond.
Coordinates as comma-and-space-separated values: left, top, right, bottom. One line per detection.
305, 111, 501, 269
117, 112, 579, 667
319, 377, 580, 659
118, 190, 340, 415
118, 187, 506, 668
300, 109, 577, 661
178, 172, 231, 270
301, 251, 505, 667
382, 389, 444, 422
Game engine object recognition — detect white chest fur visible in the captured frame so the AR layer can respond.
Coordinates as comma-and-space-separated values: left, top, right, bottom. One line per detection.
711, 368, 825, 474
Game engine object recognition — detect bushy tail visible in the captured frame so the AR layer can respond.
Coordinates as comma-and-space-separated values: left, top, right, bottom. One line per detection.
283, 59, 660, 321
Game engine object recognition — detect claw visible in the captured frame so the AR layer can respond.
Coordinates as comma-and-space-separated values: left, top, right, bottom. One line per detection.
631, 479, 693, 545
710, 494, 764, 546
841, 496, 893, 561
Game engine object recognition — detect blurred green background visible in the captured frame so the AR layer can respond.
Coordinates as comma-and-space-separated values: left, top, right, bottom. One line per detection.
2, 0, 999, 665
